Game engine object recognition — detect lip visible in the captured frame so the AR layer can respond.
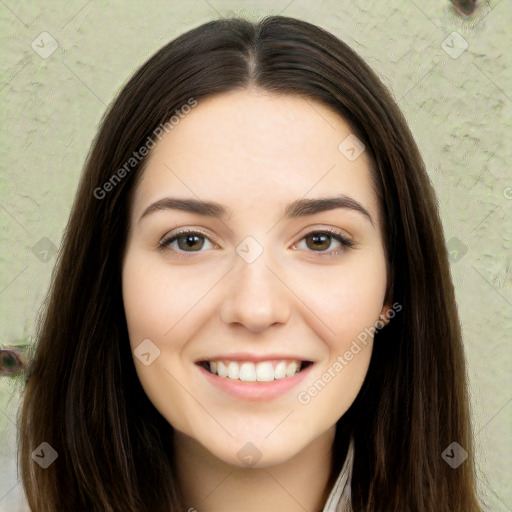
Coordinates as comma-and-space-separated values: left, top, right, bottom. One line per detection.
195, 353, 312, 363
196, 361, 314, 401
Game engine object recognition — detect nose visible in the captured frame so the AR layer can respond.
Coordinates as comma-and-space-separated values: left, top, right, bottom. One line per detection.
218, 251, 291, 333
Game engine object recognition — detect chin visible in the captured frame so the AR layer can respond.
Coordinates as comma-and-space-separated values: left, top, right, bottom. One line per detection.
216, 443, 299, 469
194, 430, 313, 470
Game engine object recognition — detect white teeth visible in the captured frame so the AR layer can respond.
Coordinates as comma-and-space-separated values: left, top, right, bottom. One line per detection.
227, 361, 239, 379
274, 361, 287, 380
256, 362, 274, 382
217, 361, 228, 378
239, 362, 257, 381
286, 361, 300, 377
204, 359, 305, 381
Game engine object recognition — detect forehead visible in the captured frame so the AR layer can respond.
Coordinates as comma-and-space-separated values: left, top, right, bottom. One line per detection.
131, 89, 379, 225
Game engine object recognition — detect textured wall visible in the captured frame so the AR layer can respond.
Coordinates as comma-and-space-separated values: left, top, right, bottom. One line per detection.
0, 1, 510, 510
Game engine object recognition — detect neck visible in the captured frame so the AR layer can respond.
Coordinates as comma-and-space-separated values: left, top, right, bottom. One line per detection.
174, 426, 338, 512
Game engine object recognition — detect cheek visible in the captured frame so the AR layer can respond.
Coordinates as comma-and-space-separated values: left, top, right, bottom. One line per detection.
298, 347, 372, 429
122, 254, 199, 432
122, 262, 167, 344
293, 251, 387, 345
290, 251, 386, 417
122, 253, 211, 344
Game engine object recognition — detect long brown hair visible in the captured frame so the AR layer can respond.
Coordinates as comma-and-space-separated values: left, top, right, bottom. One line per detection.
19, 15, 480, 511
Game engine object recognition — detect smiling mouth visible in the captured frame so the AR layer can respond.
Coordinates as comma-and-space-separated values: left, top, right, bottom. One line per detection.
197, 360, 313, 382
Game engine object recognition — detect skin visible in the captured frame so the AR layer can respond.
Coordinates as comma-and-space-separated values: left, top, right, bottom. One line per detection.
122, 89, 390, 511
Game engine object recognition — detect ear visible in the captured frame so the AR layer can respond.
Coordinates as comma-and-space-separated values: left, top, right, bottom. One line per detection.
378, 302, 393, 327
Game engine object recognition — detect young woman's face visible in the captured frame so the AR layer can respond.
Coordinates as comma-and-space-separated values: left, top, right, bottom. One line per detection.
122, 89, 389, 468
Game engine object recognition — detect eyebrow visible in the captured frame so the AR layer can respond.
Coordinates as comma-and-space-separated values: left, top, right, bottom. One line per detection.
137, 195, 374, 227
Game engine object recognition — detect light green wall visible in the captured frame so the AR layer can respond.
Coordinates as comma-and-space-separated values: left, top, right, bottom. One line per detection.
1, 1, 511, 510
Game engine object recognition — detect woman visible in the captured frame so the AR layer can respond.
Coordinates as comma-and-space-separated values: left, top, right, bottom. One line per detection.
19, 15, 481, 511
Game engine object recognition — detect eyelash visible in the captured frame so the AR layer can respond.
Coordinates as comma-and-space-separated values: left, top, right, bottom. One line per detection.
158, 227, 354, 260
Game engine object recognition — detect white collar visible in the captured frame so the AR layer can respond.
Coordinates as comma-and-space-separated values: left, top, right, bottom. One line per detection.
321, 438, 354, 512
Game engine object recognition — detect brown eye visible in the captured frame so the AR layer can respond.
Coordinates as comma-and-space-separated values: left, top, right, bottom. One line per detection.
176, 233, 206, 251
305, 233, 333, 251
294, 229, 354, 257
159, 230, 215, 253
